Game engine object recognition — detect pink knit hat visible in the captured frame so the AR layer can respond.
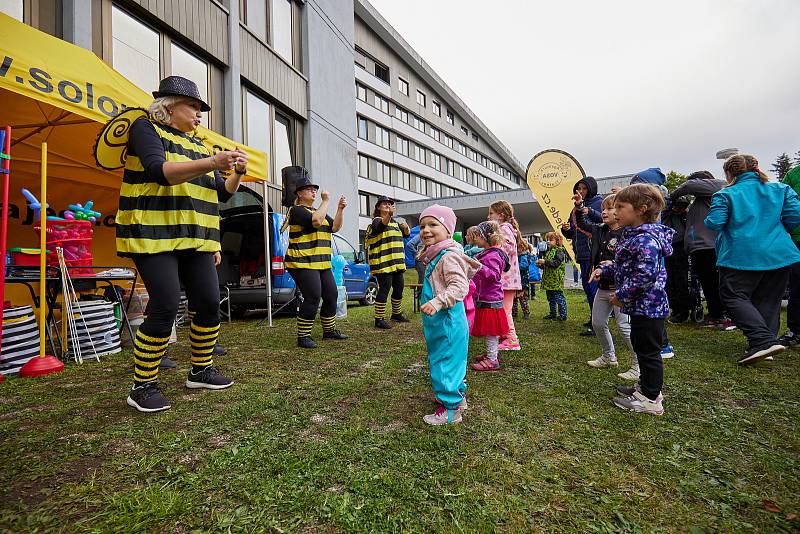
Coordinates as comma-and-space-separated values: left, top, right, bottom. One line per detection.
419, 204, 456, 235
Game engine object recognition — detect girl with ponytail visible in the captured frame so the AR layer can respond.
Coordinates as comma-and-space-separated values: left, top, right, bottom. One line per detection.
488, 200, 524, 351
704, 154, 800, 365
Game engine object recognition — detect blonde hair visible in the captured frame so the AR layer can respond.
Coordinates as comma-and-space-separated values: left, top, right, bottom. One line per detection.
478, 221, 505, 247
465, 226, 480, 245
615, 184, 665, 223
601, 193, 616, 208
148, 96, 194, 126
723, 154, 769, 184
489, 200, 526, 250
544, 231, 563, 247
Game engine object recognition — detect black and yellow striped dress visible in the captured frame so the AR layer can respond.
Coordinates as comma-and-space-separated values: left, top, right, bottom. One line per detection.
284, 205, 334, 270
365, 218, 409, 274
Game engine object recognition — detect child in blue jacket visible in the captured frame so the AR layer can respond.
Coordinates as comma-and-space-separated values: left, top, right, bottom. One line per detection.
705, 154, 800, 365
513, 242, 533, 319
593, 184, 674, 416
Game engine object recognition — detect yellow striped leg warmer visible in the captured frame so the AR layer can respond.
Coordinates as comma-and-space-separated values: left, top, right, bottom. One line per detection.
391, 298, 403, 317
320, 315, 336, 333
297, 317, 314, 339
374, 301, 387, 320
133, 330, 171, 383
190, 322, 219, 369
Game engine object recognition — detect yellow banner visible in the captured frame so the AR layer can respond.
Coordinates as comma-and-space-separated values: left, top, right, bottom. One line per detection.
526, 149, 586, 265
0, 12, 267, 182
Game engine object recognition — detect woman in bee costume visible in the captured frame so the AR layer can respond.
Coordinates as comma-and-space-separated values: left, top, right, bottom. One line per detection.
110, 76, 247, 413
365, 196, 411, 329
281, 168, 349, 348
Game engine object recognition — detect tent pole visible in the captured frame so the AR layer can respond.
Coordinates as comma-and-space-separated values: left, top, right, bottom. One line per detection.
0, 126, 11, 381
263, 182, 273, 327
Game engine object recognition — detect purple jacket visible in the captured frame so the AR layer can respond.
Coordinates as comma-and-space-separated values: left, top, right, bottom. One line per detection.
601, 224, 675, 318
473, 247, 506, 303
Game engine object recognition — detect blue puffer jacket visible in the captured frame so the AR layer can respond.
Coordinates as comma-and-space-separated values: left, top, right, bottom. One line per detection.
601, 224, 675, 318
704, 172, 800, 270
563, 176, 603, 260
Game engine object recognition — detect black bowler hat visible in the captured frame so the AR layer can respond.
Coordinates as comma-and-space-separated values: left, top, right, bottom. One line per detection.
376, 195, 394, 206
152, 76, 210, 111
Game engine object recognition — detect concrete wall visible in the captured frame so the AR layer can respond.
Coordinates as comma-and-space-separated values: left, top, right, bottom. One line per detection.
302, 0, 359, 245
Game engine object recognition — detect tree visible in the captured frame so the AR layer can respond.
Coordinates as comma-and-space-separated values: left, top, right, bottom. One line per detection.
664, 170, 686, 193
794, 149, 800, 167
772, 153, 793, 181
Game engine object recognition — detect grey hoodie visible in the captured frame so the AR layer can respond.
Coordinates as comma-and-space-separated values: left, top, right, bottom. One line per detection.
669, 172, 726, 254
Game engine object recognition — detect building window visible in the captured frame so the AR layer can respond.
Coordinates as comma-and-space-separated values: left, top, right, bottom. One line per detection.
459, 166, 467, 182
447, 159, 455, 177
359, 193, 370, 216
395, 169, 410, 190
171, 43, 210, 127
430, 126, 440, 142
444, 134, 453, 149
398, 77, 409, 95
432, 101, 441, 117
376, 125, 390, 149
472, 132, 479, 142
244, 0, 267, 41
414, 145, 426, 164
244, 90, 271, 179
357, 117, 367, 139
394, 106, 408, 123
431, 181, 442, 198
358, 155, 369, 178
0, 0, 23, 20
413, 175, 428, 196
413, 115, 425, 132
356, 83, 367, 102
274, 113, 295, 181
271, 0, 294, 63
431, 153, 441, 170
397, 136, 409, 157
458, 143, 467, 156
374, 61, 390, 84
376, 161, 391, 184
446, 110, 454, 125
354, 48, 366, 69
416, 90, 426, 107
461, 126, 469, 136
374, 93, 389, 114
112, 6, 161, 95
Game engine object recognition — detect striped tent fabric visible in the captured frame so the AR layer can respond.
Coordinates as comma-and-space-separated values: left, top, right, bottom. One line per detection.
67, 301, 121, 361
1, 306, 41, 376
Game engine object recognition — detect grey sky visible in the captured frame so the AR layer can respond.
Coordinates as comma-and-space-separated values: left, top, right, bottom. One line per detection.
368, 0, 800, 179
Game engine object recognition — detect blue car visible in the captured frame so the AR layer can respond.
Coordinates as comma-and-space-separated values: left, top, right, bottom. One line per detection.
218, 187, 377, 317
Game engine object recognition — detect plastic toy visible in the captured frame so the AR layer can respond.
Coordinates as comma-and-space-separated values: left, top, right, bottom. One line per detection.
64, 201, 101, 223
21, 188, 47, 221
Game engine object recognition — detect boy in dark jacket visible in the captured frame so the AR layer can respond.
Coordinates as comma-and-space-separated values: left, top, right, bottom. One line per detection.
562, 176, 603, 335
662, 197, 692, 323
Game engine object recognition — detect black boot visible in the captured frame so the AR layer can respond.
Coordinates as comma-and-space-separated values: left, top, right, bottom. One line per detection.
390, 314, 410, 323
322, 330, 348, 340
297, 336, 317, 349
158, 355, 177, 370
375, 318, 392, 329
212, 344, 228, 356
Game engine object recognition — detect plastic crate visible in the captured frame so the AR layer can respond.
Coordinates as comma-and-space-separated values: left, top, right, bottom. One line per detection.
34, 220, 93, 275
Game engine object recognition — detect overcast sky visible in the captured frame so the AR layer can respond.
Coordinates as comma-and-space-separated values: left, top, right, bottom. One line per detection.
368, 0, 800, 179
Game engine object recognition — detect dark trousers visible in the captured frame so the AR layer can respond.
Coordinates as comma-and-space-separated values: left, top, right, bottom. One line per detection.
375, 271, 404, 303
690, 248, 724, 319
630, 315, 665, 400
719, 267, 790, 349
289, 268, 337, 320
665, 249, 691, 315
578, 259, 598, 316
134, 251, 220, 337
786, 244, 800, 333
546, 290, 567, 319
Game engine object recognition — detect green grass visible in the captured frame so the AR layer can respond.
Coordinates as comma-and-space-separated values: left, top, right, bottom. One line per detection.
1, 290, 798, 532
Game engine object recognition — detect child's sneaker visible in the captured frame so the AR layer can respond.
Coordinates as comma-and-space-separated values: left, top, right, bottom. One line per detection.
587, 355, 618, 368
498, 339, 521, 351
423, 405, 462, 425
458, 397, 468, 410
522, 312, 530, 320
616, 382, 641, 396
617, 367, 640, 381
715, 318, 737, 331
778, 330, 800, 348
543, 314, 556, 320
472, 353, 489, 363
612, 391, 664, 416
471, 358, 500, 372
661, 343, 675, 359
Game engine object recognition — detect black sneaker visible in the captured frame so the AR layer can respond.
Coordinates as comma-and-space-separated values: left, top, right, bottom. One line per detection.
580, 328, 595, 337
778, 331, 800, 348
738, 344, 785, 365
127, 381, 171, 413
375, 318, 392, 329
543, 314, 556, 320
583, 320, 592, 328
185, 365, 234, 390
158, 355, 177, 370
557, 316, 567, 321
212, 344, 228, 356
391, 314, 411, 323
298, 336, 317, 349
668, 312, 689, 324
522, 313, 530, 320
322, 330, 348, 340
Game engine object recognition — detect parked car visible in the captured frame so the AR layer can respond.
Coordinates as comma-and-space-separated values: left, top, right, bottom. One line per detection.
217, 187, 377, 317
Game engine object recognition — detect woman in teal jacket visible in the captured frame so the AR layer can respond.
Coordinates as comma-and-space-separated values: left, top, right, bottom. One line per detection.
704, 154, 800, 365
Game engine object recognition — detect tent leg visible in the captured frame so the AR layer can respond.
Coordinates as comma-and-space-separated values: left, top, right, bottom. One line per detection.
263, 182, 273, 327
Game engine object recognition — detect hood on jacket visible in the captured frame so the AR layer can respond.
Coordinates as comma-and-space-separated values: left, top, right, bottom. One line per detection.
624, 223, 675, 258
687, 170, 716, 182
451, 250, 482, 280
573, 176, 599, 199
630, 168, 666, 186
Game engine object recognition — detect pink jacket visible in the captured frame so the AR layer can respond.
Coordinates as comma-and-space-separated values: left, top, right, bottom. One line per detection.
499, 222, 522, 290
425, 250, 481, 313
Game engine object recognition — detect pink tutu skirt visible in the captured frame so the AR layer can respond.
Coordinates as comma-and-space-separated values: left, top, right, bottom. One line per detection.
472, 307, 510, 337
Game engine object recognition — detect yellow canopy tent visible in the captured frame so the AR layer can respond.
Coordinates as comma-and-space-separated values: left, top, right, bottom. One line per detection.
0, 12, 270, 309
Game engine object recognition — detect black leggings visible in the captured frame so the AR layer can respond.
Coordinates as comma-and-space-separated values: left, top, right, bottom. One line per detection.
134, 251, 220, 337
290, 268, 337, 320
376, 271, 404, 303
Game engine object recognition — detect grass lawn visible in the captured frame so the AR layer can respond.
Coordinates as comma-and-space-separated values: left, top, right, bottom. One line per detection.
1, 290, 798, 532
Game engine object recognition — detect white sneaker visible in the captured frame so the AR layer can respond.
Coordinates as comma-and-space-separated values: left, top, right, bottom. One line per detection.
613, 390, 664, 416
423, 405, 462, 425
617, 367, 640, 381
587, 355, 619, 368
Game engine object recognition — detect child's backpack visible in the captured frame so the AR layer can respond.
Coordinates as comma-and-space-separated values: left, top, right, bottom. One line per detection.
518, 252, 530, 272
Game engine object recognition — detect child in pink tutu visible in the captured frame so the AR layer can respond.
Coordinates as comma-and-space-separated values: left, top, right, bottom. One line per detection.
470, 221, 511, 372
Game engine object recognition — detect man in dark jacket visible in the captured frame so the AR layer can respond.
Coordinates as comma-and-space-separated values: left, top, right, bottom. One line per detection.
668, 170, 732, 330
562, 176, 603, 335
662, 197, 691, 323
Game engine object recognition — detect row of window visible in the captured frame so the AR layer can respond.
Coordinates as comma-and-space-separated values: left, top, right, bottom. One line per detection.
358, 155, 466, 198
356, 81, 517, 184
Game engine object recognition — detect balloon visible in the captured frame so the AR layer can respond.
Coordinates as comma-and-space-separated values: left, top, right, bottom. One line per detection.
21, 188, 48, 221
